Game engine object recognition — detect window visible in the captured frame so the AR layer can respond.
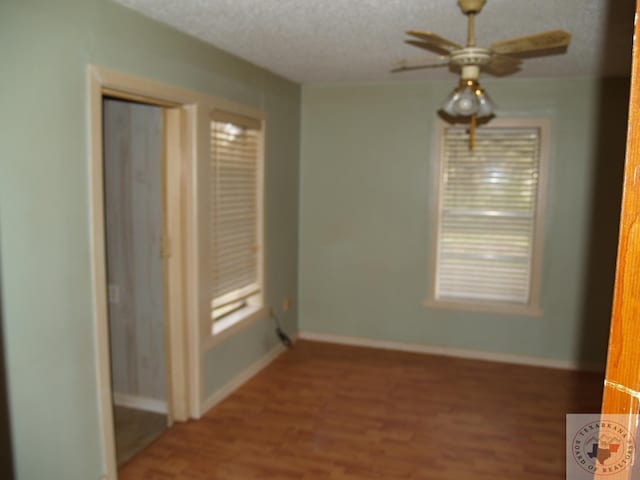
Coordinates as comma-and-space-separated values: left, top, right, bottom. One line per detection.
429, 118, 549, 315
210, 110, 264, 334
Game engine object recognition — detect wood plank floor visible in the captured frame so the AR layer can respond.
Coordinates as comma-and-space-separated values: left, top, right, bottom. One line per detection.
119, 340, 603, 479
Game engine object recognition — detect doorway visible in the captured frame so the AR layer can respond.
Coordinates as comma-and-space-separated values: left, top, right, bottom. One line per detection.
90, 65, 203, 480
103, 98, 169, 466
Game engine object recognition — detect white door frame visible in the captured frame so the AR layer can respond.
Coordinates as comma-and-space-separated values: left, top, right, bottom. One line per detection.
88, 65, 201, 480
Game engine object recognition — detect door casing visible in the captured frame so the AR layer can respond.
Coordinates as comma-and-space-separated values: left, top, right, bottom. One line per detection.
89, 65, 201, 480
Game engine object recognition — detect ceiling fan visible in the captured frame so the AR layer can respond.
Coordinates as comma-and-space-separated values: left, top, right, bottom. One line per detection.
394, 0, 571, 143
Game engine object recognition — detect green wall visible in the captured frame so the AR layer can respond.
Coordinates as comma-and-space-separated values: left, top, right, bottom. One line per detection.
299, 78, 628, 366
0, 1, 299, 479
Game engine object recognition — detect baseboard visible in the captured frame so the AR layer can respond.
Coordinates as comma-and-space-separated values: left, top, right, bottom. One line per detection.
112, 392, 168, 414
200, 339, 293, 417
299, 331, 604, 372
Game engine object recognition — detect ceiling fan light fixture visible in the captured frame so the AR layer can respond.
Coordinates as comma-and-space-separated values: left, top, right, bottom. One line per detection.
475, 87, 495, 117
453, 85, 479, 115
399, 1, 572, 123
441, 88, 462, 116
441, 80, 476, 116
441, 80, 496, 118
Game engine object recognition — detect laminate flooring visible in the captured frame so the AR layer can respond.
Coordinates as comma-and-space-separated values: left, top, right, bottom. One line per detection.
119, 340, 603, 479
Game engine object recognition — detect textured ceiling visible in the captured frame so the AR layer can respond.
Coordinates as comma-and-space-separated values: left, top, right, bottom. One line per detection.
115, 0, 635, 84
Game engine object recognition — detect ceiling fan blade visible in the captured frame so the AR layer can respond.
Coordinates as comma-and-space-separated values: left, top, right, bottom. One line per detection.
491, 29, 571, 55
391, 56, 450, 73
406, 30, 463, 53
405, 40, 452, 56
391, 64, 450, 73
484, 53, 522, 76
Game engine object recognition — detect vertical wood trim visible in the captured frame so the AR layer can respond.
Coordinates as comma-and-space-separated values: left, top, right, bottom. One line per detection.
183, 104, 202, 419
258, 119, 267, 309
164, 108, 189, 422
427, 119, 446, 304
161, 108, 174, 427
196, 105, 211, 407
600, 5, 640, 480
529, 118, 551, 310
197, 106, 212, 348
88, 68, 118, 480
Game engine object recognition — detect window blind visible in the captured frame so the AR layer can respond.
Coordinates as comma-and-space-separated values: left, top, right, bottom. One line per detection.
435, 127, 541, 304
210, 112, 261, 316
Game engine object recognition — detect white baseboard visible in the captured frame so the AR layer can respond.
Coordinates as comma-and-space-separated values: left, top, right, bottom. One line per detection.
299, 331, 604, 372
200, 339, 293, 417
113, 392, 168, 414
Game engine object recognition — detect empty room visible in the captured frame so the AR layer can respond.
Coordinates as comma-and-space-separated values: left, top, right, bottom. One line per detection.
2, 0, 640, 479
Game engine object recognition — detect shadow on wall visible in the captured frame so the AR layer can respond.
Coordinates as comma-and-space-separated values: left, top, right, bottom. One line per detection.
575, 0, 634, 371
0, 232, 15, 479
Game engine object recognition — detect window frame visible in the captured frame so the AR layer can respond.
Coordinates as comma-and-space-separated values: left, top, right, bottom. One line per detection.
424, 117, 550, 317
208, 109, 267, 339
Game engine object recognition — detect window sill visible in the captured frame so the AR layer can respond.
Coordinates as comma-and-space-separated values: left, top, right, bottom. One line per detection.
205, 305, 268, 350
423, 298, 543, 317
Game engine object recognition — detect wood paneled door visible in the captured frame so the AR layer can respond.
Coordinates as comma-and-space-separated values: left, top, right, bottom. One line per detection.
600, 1, 640, 479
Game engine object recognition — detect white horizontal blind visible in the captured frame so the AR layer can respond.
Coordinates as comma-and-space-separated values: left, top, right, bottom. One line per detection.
436, 127, 541, 304
210, 113, 261, 315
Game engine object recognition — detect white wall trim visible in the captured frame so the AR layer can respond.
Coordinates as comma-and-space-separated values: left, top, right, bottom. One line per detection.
112, 393, 168, 415
299, 331, 604, 372
200, 341, 291, 417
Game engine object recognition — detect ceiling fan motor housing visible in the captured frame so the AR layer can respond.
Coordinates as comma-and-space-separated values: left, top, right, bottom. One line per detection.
451, 48, 491, 79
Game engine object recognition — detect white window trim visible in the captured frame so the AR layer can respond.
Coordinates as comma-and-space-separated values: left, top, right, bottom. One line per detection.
424, 117, 550, 316
208, 305, 269, 347
206, 110, 267, 343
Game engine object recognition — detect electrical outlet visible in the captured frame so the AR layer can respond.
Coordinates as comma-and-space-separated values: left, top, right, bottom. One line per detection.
108, 285, 120, 304
282, 297, 291, 312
